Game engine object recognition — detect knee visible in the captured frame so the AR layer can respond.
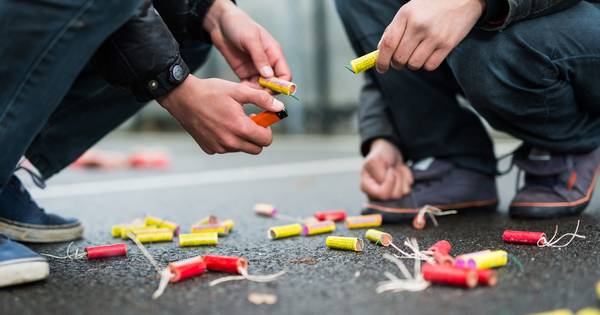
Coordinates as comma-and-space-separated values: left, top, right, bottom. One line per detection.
447, 28, 557, 112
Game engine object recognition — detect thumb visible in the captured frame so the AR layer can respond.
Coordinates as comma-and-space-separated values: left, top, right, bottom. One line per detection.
242, 31, 274, 78
235, 86, 285, 112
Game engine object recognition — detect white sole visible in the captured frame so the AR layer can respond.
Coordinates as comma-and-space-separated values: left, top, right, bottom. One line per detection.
0, 220, 84, 243
0, 260, 49, 288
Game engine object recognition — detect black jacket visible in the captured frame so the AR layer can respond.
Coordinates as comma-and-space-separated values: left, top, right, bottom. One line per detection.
359, 0, 594, 156
92, 0, 216, 102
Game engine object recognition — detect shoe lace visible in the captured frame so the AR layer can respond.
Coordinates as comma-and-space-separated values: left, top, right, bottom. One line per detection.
14, 164, 46, 189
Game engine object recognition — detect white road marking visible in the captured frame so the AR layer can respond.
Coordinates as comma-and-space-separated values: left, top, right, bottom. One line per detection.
32, 157, 362, 199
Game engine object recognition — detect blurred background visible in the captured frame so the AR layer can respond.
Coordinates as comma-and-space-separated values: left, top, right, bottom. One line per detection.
130, 0, 362, 134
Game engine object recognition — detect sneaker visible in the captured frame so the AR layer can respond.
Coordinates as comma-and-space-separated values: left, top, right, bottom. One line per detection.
0, 175, 83, 242
509, 146, 600, 218
362, 158, 498, 222
0, 234, 49, 287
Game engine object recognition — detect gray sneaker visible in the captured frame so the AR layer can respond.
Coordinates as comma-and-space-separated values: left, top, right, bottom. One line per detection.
362, 158, 498, 223
509, 146, 600, 218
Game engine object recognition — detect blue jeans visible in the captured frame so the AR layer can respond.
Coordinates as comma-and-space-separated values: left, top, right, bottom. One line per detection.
336, 0, 600, 175
0, 0, 211, 187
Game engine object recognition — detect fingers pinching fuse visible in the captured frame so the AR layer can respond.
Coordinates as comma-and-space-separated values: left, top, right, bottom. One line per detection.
422, 263, 477, 288
302, 220, 336, 236
251, 109, 288, 128
365, 229, 392, 246
258, 77, 297, 96
326, 236, 364, 252
178, 233, 218, 247
347, 50, 379, 74
269, 223, 303, 239
346, 214, 382, 229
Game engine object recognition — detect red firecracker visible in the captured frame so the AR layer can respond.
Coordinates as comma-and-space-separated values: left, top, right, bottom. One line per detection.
169, 256, 206, 282
422, 263, 477, 288
203, 255, 248, 274
314, 210, 347, 222
502, 230, 546, 245
85, 244, 127, 260
427, 240, 452, 255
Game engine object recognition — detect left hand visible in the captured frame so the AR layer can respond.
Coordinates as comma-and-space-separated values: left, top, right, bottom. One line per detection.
203, 0, 291, 88
376, 0, 486, 73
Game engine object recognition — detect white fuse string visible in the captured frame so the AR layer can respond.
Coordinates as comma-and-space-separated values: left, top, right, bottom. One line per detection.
537, 220, 586, 248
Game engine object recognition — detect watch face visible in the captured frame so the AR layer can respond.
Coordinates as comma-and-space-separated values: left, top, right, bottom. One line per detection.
171, 64, 184, 82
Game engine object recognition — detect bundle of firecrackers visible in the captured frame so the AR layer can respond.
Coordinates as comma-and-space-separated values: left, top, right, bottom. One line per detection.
109, 215, 234, 247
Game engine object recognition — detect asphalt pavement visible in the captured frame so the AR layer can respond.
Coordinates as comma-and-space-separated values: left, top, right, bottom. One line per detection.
1, 133, 599, 315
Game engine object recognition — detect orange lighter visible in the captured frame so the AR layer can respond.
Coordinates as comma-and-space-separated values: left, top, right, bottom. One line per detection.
251, 109, 288, 128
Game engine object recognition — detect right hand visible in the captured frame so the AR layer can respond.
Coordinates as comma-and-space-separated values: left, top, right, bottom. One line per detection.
159, 75, 285, 155
361, 139, 413, 200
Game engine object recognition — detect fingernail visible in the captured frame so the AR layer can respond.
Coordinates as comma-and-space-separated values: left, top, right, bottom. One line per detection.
261, 66, 274, 77
273, 99, 284, 111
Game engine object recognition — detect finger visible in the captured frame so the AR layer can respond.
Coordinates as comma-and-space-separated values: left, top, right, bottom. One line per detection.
376, 14, 407, 73
238, 117, 273, 147
406, 39, 436, 71
391, 169, 404, 199
364, 156, 388, 184
242, 31, 275, 78
263, 31, 292, 81
234, 85, 285, 112
237, 140, 264, 155
392, 25, 423, 69
399, 165, 413, 195
361, 171, 389, 200
377, 169, 397, 200
423, 48, 451, 71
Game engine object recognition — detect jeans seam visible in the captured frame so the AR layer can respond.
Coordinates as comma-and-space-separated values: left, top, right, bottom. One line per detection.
0, 0, 96, 130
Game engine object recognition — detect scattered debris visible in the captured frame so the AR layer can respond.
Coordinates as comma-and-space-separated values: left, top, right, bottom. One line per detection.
248, 292, 278, 305
289, 257, 317, 265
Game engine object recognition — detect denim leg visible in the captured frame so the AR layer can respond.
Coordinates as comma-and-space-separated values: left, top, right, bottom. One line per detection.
0, 0, 141, 187
448, 1, 600, 153
25, 42, 213, 179
335, 0, 497, 175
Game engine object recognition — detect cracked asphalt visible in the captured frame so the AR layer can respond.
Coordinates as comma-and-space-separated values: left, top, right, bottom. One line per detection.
1, 134, 599, 315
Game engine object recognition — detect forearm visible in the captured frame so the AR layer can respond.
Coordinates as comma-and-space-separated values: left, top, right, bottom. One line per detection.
358, 76, 401, 157
479, 0, 581, 30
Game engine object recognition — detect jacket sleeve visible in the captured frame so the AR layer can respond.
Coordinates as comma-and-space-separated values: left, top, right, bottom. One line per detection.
152, 0, 215, 44
478, 0, 581, 30
358, 75, 401, 157
92, 3, 191, 102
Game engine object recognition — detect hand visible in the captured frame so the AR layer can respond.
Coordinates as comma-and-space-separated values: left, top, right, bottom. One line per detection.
203, 0, 291, 89
361, 139, 413, 200
159, 75, 285, 155
376, 0, 485, 72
